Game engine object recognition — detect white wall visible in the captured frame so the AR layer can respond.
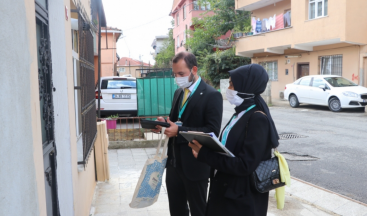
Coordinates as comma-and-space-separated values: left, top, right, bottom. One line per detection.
0, 1, 43, 215
48, 1, 75, 215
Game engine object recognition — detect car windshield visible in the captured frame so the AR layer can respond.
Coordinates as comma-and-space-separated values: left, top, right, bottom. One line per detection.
324, 77, 358, 87
101, 80, 136, 89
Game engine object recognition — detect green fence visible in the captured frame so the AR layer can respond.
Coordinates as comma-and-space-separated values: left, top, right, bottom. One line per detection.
137, 70, 178, 117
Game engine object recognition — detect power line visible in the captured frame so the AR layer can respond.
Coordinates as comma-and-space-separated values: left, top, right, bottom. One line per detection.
123, 16, 170, 31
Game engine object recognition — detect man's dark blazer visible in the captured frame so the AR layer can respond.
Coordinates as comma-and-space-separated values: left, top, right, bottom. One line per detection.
167, 79, 223, 181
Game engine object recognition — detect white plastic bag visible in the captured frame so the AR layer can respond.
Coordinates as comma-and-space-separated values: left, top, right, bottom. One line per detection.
129, 128, 169, 208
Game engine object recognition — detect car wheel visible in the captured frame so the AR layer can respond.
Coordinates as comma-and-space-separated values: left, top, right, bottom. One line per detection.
289, 94, 300, 108
328, 97, 342, 112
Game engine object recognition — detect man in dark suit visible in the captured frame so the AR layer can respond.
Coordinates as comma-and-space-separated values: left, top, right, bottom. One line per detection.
152, 52, 223, 216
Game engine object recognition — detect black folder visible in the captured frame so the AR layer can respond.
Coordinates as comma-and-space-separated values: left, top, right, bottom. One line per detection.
179, 131, 235, 157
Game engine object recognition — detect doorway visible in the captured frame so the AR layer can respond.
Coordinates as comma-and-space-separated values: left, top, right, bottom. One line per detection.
297, 63, 310, 79
35, 1, 60, 215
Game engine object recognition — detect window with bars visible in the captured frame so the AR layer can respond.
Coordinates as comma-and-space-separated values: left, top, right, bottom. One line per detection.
309, 0, 328, 19
319, 55, 342, 76
260, 61, 278, 81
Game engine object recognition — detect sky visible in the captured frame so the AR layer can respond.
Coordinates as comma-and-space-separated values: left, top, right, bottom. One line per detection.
102, 0, 174, 65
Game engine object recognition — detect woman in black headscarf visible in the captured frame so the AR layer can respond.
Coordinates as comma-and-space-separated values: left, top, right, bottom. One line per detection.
189, 64, 279, 216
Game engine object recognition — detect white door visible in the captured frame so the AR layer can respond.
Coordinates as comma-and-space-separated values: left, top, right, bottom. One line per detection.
297, 77, 312, 103
309, 78, 329, 105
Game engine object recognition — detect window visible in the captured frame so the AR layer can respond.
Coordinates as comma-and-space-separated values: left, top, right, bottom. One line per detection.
299, 77, 312, 86
101, 79, 136, 89
72, 30, 78, 53
201, 2, 206, 10
320, 55, 342, 76
183, 5, 186, 20
260, 61, 278, 81
118, 67, 125, 72
309, 0, 328, 19
324, 77, 358, 87
312, 78, 325, 87
205, 1, 211, 10
73, 58, 82, 137
177, 35, 180, 48
193, 1, 199, 10
176, 13, 179, 26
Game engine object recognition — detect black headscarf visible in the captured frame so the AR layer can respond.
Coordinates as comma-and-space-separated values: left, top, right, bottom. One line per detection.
229, 64, 280, 148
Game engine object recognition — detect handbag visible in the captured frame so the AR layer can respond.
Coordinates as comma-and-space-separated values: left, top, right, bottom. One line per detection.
129, 128, 169, 208
247, 111, 285, 193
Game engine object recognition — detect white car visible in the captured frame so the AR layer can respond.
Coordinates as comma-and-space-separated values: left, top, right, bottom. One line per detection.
95, 76, 137, 117
284, 75, 367, 112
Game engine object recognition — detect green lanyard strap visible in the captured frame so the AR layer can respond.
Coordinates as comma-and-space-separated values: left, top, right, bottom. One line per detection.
178, 77, 201, 120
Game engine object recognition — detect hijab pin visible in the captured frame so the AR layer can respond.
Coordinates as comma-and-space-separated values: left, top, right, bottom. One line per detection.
200, 92, 203, 95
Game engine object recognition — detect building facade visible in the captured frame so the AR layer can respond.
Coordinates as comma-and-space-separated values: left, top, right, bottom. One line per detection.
235, 0, 367, 99
0, 0, 106, 215
117, 57, 151, 78
170, 0, 214, 53
151, 35, 170, 59
100, 27, 123, 77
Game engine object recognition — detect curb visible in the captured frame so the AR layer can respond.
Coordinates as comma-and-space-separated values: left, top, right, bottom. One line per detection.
288, 177, 367, 216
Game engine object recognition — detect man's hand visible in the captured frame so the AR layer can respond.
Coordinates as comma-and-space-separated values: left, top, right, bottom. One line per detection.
188, 140, 202, 159
151, 116, 165, 133
164, 117, 178, 138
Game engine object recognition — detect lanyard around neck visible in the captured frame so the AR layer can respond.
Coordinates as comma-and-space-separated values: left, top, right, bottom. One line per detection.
221, 104, 256, 146
178, 77, 201, 120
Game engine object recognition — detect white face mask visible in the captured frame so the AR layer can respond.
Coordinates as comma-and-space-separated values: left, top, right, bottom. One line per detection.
175, 71, 194, 89
226, 89, 255, 106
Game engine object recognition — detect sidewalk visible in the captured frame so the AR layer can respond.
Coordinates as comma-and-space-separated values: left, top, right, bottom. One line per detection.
91, 149, 367, 216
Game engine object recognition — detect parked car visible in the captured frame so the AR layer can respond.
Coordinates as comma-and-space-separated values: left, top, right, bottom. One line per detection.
284, 75, 367, 112
95, 76, 137, 117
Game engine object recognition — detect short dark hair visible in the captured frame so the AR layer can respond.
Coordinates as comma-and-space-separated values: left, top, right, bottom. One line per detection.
172, 52, 197, 70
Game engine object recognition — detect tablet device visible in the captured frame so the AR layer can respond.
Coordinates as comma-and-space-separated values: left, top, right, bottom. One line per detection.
140, 119, 170, 129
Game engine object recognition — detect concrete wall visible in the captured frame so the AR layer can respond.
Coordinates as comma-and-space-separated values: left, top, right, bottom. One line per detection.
220, 79, 229, 99
0, 0, 46, 215
49, 0, 77, 214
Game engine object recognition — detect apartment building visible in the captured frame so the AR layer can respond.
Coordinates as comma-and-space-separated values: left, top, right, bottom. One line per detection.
235, 0, 367, 99
170, 0, 214, 53
100, 27, 123, 77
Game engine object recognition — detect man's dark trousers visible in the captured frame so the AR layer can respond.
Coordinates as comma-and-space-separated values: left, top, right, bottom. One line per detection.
165, 79, 223, 216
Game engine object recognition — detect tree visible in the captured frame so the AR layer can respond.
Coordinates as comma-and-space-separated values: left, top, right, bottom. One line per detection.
154, 21, 175, 68
186, 0, 251, 88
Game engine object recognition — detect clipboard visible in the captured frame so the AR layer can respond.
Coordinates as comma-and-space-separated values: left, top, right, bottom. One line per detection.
179, 131, 235, 157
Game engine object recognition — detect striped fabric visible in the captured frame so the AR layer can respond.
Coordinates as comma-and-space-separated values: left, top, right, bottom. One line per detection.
275, 14, 284, 30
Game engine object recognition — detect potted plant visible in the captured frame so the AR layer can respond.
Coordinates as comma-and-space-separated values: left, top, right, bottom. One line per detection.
243, 26, 253, 36
105, 114, 119, 130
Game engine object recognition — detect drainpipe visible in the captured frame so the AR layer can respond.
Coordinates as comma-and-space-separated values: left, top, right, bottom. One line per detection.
113, 32, 115, 76
97, 5, 102, 118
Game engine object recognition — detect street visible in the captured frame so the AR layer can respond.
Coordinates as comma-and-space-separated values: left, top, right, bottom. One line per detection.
223, 100, 367, 204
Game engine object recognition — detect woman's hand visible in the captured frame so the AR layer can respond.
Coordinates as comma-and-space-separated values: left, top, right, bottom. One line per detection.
188, 140, 202, 159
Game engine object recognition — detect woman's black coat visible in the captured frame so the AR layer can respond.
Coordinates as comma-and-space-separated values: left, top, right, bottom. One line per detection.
197, 107, 272, 216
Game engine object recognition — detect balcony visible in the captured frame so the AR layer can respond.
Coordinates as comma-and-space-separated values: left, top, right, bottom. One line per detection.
235, 0, 367, 58
237, 0, 285, 11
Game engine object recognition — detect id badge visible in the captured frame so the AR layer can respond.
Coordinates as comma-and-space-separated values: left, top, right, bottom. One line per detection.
175, 121, 183, 126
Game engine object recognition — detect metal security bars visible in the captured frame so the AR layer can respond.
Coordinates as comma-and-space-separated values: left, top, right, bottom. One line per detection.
319, 55, 343, 76
260, 61, 278, 81
78, 13, 97, 165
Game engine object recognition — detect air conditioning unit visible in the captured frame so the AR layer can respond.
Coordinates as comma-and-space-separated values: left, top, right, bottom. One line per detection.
279, 91, 284, 99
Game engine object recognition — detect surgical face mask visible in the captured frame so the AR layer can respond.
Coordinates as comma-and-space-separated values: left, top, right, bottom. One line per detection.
226, 89, 255, 106
175, 71, 194, 88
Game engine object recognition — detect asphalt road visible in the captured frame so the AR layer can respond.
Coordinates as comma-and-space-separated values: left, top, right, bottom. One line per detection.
222, 100, 367, 204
